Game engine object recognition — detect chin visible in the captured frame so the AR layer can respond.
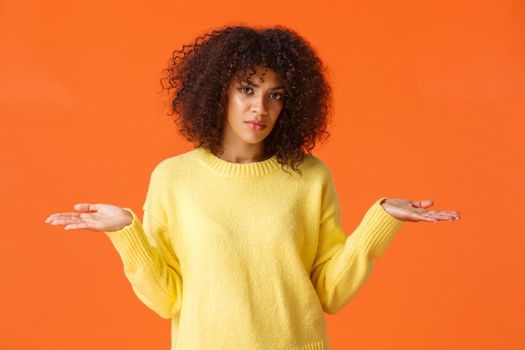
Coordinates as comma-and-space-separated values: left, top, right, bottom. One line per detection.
241, 132, 271, 144
241, 137, 266, 144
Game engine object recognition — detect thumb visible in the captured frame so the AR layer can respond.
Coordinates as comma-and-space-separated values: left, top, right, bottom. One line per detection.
73, 203, 99, 212
411, 199, 434, 208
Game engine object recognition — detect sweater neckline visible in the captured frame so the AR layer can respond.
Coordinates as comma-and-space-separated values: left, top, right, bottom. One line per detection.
194, 147, 281, 177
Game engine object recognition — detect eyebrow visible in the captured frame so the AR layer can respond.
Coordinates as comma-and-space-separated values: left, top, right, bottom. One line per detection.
241, 79, 285, 90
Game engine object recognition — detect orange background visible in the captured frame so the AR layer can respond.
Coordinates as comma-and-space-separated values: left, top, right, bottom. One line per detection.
1, 1, 524, 349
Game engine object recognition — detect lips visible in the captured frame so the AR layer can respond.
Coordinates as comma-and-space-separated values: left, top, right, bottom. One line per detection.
245, 121, 266, 127
245, 121, 266, 131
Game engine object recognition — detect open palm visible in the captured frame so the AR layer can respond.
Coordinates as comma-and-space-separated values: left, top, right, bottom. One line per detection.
380, 198, 460, 223
44, 203, 133, 232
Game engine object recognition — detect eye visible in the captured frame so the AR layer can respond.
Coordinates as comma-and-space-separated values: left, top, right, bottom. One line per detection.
270, 92, 284, 100
238, 86, 253, 94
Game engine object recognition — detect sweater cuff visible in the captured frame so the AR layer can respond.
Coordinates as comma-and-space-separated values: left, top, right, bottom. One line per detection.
104, 208, 154, 271
356, 197, 405, 258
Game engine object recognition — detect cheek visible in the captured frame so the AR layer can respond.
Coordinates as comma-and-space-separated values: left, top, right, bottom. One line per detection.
271, 103, 284, 120
229, 94, 250, 113
226, 97, 243, 125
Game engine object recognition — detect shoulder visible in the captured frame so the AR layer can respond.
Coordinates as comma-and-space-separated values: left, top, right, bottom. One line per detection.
147, 148, 199, 182
299, 153, 333, 179
287, 153, 335, 192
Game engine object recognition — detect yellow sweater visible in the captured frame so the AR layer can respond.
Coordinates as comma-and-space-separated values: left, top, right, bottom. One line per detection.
104, 147, 405, 350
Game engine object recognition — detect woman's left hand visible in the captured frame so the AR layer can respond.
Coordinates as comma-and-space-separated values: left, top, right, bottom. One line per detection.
380, 198, 461, 223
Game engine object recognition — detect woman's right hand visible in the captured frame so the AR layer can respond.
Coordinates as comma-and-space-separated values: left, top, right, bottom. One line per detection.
45, 203, 134, 232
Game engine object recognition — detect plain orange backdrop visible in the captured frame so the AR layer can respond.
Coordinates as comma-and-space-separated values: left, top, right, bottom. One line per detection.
1, 0, 524, 349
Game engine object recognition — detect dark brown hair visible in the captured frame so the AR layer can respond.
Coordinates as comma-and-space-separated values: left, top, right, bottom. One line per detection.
159, 24, 334, 175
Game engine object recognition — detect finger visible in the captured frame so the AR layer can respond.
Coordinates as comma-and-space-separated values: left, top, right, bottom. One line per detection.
45, 214, 60, 222
45, 212, 97, 225
428, 210, 459, 218
412, 213, 438, 222
48, 217, 85, 225
440, 211, 460, 219
420, 211, 450, 217
420, 210, 438, 215
73, 203, 100, 212
446, 211, 461, 218
64, 222, 91, 230
421, 212, 457, 221
46, 212, 81, 221
411, 199, 434, 208
46, 214, 82, 222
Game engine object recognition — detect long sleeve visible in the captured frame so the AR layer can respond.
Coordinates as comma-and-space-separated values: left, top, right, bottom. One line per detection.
309, 170, 405, 315
104, 165, 183, 319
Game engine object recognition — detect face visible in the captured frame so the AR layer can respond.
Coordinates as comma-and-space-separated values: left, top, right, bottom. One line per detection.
223, 65, 286, 151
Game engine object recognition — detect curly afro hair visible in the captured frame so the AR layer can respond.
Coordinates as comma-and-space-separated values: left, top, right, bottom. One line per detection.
159, 24, 334, 175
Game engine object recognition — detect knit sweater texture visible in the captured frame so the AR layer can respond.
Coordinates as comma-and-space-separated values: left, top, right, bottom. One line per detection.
104, 147, 405, 350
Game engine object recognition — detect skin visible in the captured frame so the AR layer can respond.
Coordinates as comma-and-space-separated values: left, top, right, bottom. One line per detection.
44, 66, 461, 231
217, 65, 286, 163
380, 198, 460, 223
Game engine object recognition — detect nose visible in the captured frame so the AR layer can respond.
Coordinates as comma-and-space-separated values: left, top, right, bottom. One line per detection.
252, 95, 269, 116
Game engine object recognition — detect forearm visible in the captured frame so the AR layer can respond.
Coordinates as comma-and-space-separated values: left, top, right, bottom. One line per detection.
312, 197, 405, 314
105, 209, 183, 319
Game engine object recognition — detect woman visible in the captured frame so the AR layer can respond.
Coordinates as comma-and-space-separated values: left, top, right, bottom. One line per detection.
45, 25, 460, 350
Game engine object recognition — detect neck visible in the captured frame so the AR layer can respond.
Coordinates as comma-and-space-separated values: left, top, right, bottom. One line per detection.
216, 144, 270, 164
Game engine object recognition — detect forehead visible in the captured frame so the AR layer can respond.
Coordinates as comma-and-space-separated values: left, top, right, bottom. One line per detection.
237, 65, 281, 84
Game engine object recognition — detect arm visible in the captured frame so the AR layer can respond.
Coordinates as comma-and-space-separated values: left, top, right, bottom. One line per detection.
104, 208, 183, 319
104, 165, 183, 320
309, 171, 405, 315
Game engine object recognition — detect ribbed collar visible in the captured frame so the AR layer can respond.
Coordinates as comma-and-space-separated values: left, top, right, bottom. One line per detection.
193, 147, 281, 177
